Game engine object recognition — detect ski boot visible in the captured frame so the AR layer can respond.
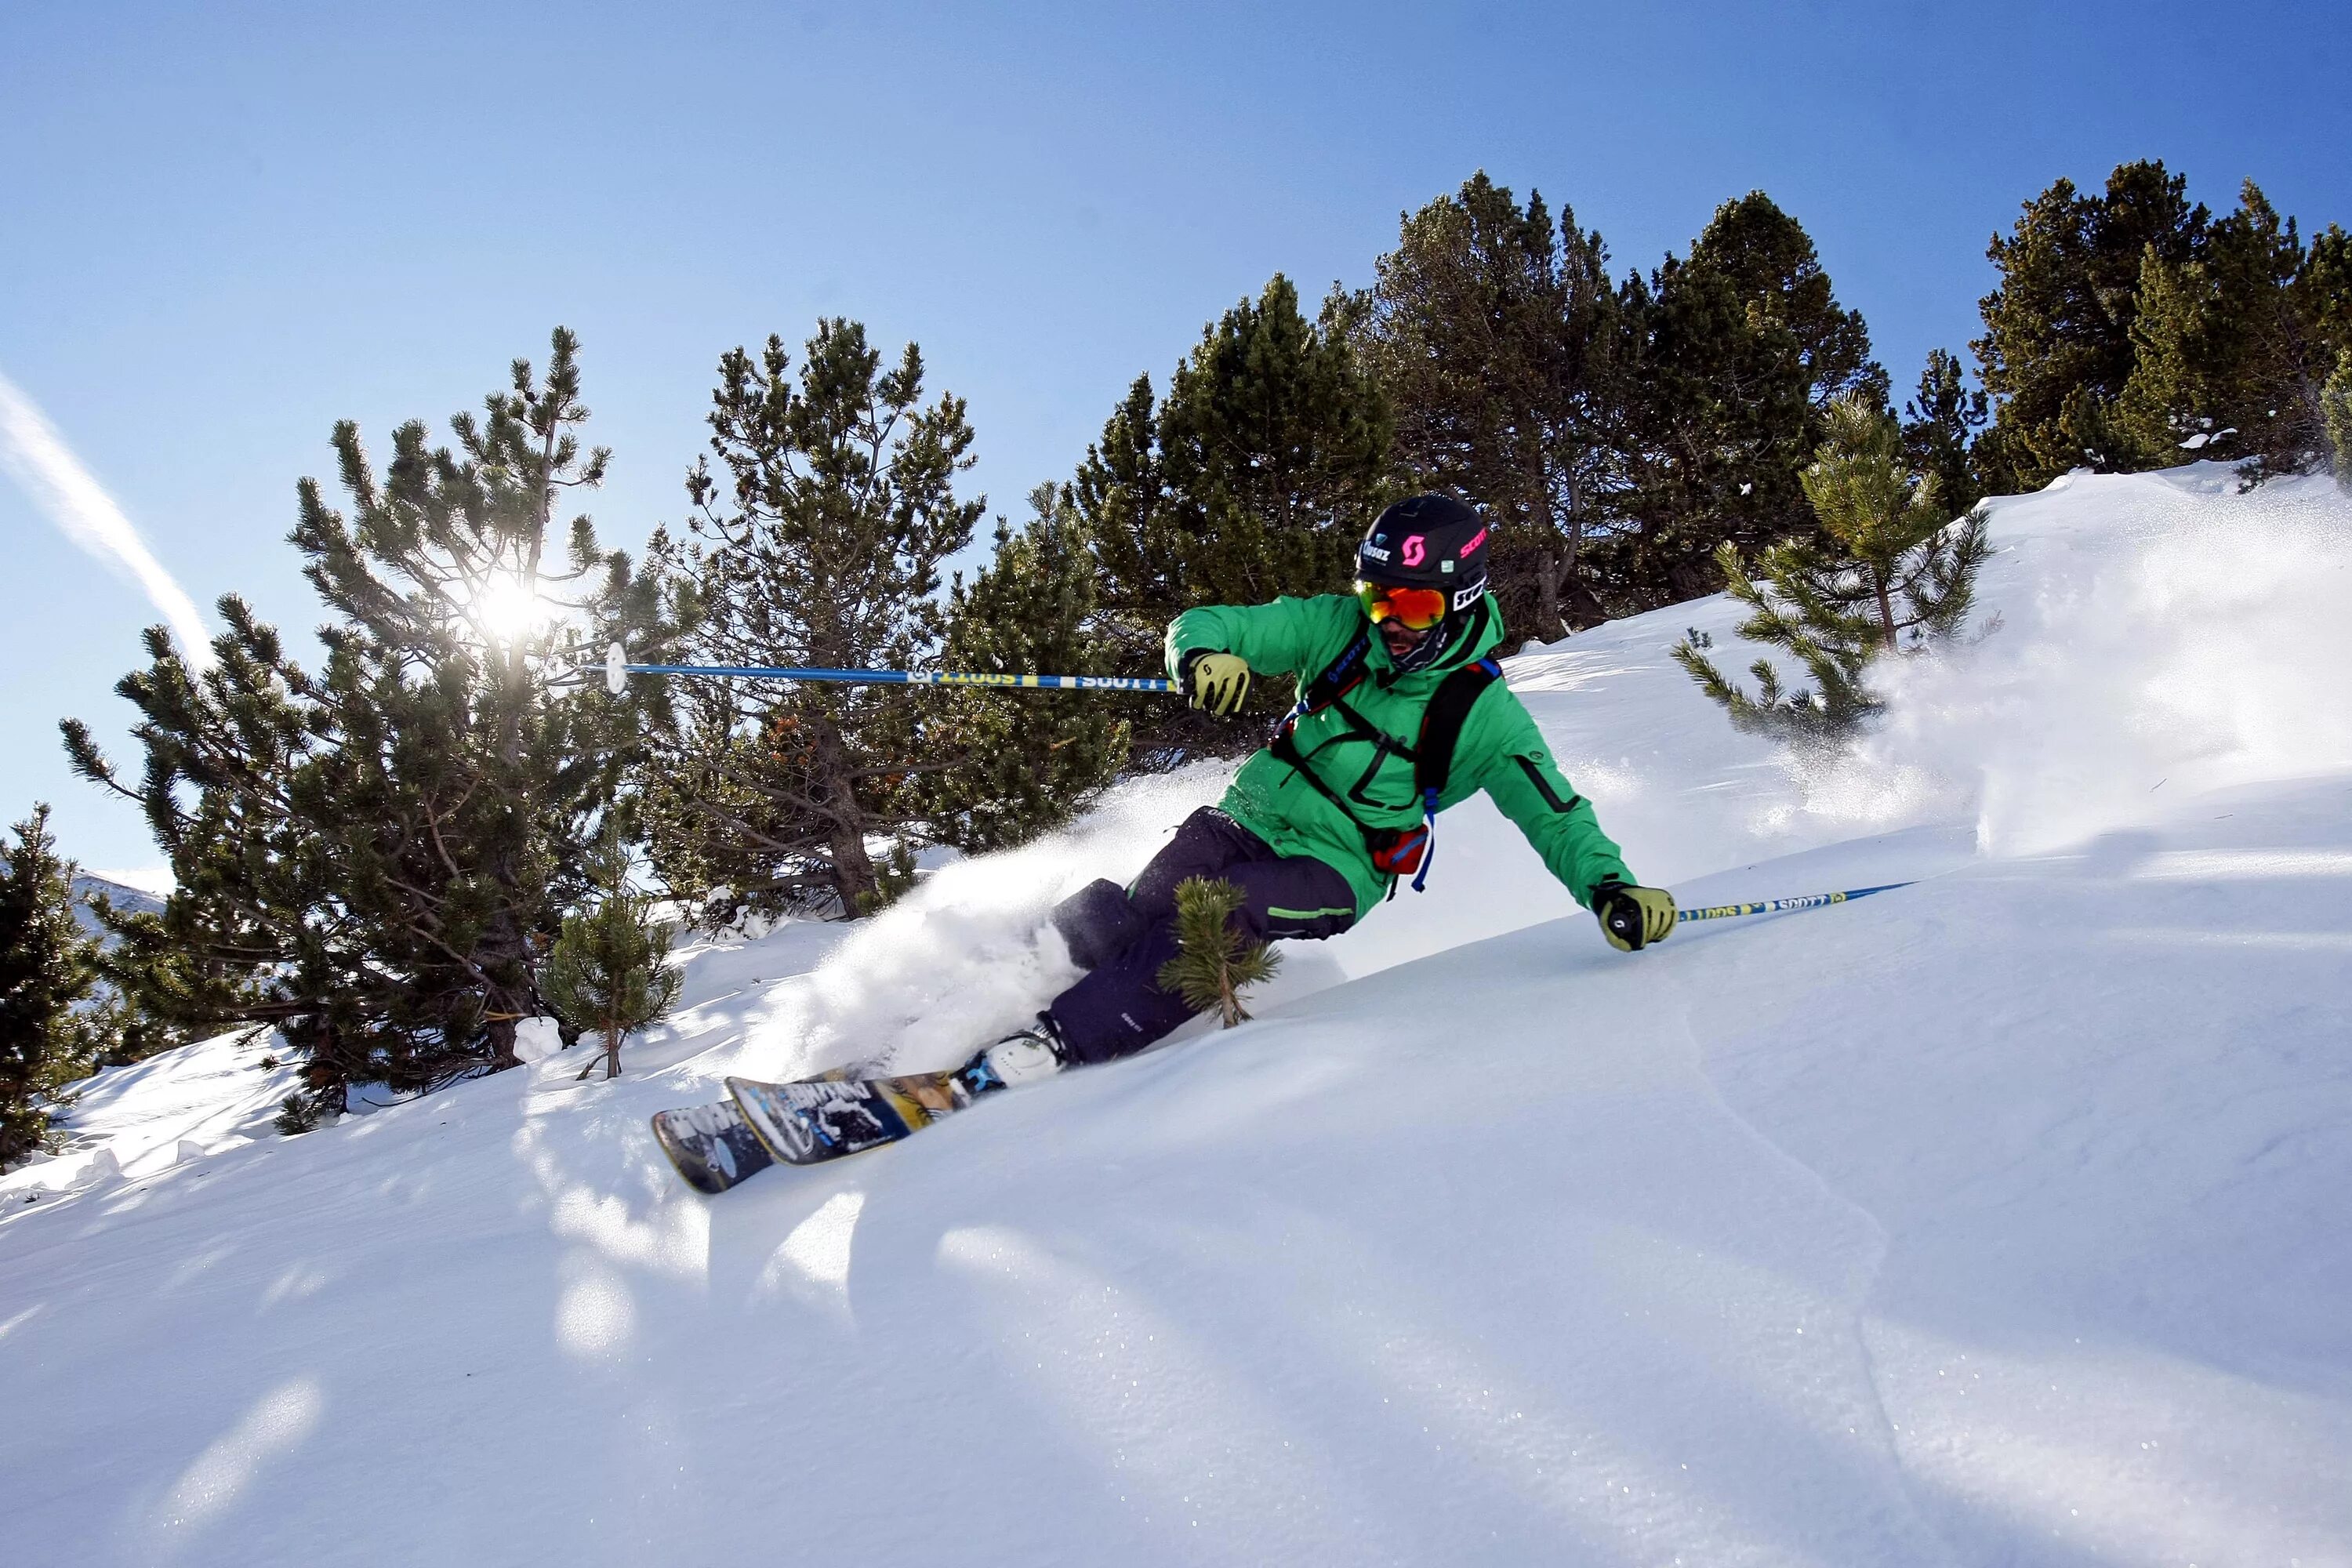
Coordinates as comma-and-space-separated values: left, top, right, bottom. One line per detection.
957, 1016, 1071, 1097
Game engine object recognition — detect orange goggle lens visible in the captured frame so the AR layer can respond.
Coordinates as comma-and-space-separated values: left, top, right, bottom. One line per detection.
1356, 580, 1450, 630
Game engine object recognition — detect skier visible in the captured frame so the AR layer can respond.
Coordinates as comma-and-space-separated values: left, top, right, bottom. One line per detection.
959, 495, 1677, 1094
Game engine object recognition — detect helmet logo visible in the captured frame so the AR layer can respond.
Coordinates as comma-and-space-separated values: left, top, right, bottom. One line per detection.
1402, 535, 1426, 567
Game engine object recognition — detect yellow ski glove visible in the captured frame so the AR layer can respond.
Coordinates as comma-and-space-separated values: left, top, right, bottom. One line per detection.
1182, 651, 1253, 717
1592, 880, 1676, 952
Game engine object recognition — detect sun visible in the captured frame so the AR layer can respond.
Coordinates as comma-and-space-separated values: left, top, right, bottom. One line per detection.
471, 576, 548, 644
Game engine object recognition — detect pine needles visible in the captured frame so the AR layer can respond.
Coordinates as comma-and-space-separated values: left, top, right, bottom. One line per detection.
2325, 350, 2352, 487
1675, 394, 1991, 750
1155, 877, 1280, 1029
541, 826, 683, 1080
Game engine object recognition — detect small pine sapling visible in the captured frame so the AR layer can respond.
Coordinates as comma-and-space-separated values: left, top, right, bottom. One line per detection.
541, 828, 683, 1080
1675, 394, 1991, 750
1155, 877, 1281, 1029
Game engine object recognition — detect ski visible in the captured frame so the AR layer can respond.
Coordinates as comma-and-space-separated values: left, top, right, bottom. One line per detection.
726, 1068, 979, 1167
652, 1065, 859, 1195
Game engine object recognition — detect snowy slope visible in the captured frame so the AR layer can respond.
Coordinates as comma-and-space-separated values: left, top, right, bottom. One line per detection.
4, 466, 2349, 1567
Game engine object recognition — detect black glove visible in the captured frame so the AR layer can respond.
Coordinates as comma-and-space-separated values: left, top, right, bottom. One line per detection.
1181, 649, 1252, 717
1592, 879, 1676, 952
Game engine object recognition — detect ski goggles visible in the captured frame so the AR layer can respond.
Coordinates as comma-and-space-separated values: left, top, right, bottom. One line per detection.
1354, 579, 1450, 630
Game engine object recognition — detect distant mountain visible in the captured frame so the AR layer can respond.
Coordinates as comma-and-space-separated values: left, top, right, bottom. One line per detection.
71, 874, 165, 941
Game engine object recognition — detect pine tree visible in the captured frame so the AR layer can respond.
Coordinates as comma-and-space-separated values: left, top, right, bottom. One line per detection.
2304, 224, 2352, 362
2200, 187, 2341, 481
2325, 350, 2352, 485
2114, 241, 2214, 464
638, 320, 984, 919
917, 483, 1131, 853
1154, 877, 1280, 1029
1973, 160, 2210, 488
1603, 192, 1886, 608
1352, 172, 1623, 639
0, 806, 107, 1167
1675, 395, 1990, 748
2113, 183, 2310, 474
64, 329, 660, 1118
2038, 177, 2352, 485
1153, 276, 1393, 606
1901, 349, 1990, 515
540, 824, 681, 1080
2299, 226, 2352, 479
1076, 275, 1391, 757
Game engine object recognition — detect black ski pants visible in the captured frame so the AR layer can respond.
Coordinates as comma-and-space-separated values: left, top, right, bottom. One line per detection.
1044, 807, 1358, 1065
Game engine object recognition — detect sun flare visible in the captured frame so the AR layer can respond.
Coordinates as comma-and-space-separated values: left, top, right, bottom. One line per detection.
472, 576, 548, 643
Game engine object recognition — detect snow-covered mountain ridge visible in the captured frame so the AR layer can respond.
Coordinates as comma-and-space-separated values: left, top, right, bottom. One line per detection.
3, 466, 2348, 1566
68, 873, 165, 944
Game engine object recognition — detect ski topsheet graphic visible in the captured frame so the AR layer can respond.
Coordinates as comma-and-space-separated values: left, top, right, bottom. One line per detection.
727, 1069, 978, 1167
652, 1065, 858, 1195
651, 1099, 775, 1195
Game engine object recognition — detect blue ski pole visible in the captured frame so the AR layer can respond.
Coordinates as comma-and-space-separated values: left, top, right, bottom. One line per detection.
597, 644, 1173, 695
1675, 882, 1915, 924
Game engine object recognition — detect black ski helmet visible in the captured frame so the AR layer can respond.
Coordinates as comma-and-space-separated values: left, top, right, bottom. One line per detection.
1356, 495, 1494, 671
1356, 495, 1491, 608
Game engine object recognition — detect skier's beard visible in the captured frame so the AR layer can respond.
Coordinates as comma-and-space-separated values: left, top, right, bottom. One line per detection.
1379, 619, 1429, 662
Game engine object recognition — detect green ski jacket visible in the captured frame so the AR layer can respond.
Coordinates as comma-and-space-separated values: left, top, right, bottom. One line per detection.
1165, 592, 1635, 917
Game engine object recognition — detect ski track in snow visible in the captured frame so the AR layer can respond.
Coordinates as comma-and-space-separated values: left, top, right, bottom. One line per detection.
1664, 1009, 1957, 1567
4, 465, 2351, 1566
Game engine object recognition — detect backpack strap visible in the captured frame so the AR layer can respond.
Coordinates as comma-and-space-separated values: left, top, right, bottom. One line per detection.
1414, 658, 1502, 800
1401, 657, 1503, 891
1261, 621, 1378, 826
1284, 622, 1374, 725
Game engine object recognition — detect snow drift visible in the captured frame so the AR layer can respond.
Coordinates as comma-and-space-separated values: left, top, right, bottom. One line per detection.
3, 466, 2348, 1567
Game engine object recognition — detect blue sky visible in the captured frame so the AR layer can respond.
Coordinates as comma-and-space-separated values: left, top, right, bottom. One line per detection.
6, 0, 2348, 875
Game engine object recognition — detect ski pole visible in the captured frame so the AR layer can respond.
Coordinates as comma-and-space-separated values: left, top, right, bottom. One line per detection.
594, 644, 1172, 696
1675, 881, 1915, 924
